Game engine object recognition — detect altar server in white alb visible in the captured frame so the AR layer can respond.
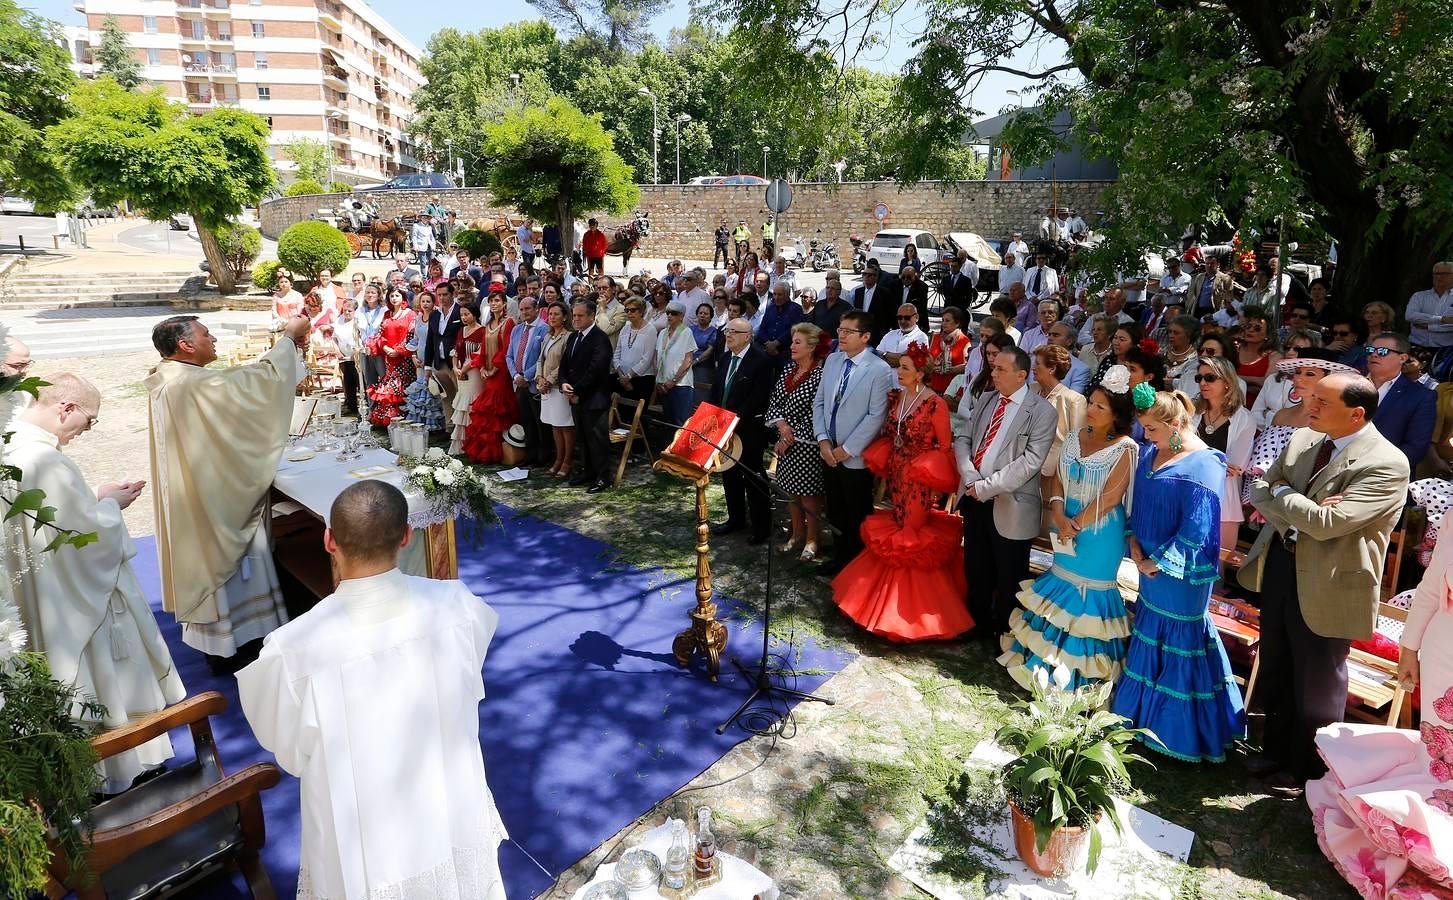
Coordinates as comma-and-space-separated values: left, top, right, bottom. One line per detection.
237, 480, 506, 899
144, 314, 309, 664
2, 374, 185, 794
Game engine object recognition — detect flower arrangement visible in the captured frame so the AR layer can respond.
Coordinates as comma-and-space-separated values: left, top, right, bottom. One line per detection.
995, 664, 1155, 875
396, 447, 497, 526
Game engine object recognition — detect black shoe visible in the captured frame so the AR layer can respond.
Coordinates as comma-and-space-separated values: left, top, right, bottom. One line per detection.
1242, 751, 1281, 777
711, 521, 743, 536
568, 473, 590, 486
587, 481, 609, 494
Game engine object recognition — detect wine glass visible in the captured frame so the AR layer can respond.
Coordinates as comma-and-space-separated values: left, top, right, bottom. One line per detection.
313, 414, 335, 451
355, 419, 375, 451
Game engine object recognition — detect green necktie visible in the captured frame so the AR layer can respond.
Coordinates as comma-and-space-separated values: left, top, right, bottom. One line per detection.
724, 354, 740, 397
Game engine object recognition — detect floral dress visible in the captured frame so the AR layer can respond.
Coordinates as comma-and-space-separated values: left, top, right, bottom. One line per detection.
366, 309, 416, 426
830, 390, 972, 642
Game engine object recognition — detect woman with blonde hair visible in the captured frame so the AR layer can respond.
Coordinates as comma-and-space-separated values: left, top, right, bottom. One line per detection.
766, 322, 830, 560
1191, 354, 1255, 557
1114, 386, 1245, 762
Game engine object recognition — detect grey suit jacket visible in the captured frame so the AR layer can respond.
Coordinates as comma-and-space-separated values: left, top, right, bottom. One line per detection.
953, 387, 1058, 540
811, 349, 895, 469
1239, 424, 1410, 640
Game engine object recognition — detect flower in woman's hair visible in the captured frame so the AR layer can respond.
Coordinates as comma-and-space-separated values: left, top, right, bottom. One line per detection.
1131, 381, 1158, 410
1100, 365, 1131, 395
904, 341, 932, 372
1139, 338, 1161, 356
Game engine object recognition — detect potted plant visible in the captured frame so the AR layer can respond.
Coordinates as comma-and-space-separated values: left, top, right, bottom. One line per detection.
995, 662, 1154, 877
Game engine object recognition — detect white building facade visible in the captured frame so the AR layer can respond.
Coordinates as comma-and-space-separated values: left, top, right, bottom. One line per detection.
65, 0, 425, 185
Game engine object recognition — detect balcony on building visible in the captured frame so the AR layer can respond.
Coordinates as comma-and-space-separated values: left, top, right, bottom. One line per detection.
179, 30, 207, 47
210, 30, 233, 45
322, 65, 347, 90
186, 90, 214, 108
318, 3, 343, 32
204, 0, 230, 16
210, 62, 236, 79
177, 0, 205, 16
182, 60, 209, 79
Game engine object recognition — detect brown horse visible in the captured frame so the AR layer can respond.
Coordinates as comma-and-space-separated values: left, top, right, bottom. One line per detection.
604, 211, 651, 272
368, 219, 406, 259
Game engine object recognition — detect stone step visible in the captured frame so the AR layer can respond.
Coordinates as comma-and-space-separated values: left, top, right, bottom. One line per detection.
0, 292, 225, 311
4, 285, 213, 299
4, 272, 201, 285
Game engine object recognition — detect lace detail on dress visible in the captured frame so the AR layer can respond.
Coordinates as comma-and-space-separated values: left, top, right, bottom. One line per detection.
1059, 432, 1138, 527
296, 845, 503, 900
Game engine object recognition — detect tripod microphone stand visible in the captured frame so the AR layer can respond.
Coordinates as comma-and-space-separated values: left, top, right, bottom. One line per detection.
644, 414, 835, 734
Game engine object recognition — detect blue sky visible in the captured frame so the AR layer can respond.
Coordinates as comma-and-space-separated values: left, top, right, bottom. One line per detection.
25, 0, 1059, 118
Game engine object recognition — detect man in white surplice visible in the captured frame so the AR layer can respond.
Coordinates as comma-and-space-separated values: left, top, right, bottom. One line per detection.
145, 314, 309, 664
237, 481, 506, 899
2, 374, 185, 794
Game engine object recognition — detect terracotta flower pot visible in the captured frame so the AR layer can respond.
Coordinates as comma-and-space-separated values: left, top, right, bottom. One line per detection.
1007, 797, 1095, 878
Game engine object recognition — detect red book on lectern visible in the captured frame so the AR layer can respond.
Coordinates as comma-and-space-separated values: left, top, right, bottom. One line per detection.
664, 403, 740, 472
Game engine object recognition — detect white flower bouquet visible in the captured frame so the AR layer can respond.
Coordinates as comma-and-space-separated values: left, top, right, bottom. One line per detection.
397, 452, 497, 526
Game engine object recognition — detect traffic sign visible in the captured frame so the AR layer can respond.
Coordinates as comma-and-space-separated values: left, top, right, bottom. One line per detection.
873, 202, 891, 222
765, 178, 793, 214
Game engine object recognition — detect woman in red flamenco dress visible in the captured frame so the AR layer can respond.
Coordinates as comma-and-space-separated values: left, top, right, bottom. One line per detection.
462, 289, 517, 464
366, 287, 416, 426
832, 341, 973, 642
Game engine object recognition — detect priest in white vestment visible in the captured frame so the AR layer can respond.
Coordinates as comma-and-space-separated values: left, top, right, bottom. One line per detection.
237, 480, 507, 900
144, 314, 310, 661
2, 374, 186, 794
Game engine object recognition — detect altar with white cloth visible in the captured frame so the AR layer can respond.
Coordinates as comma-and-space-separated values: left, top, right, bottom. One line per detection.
271, 444, 458, 599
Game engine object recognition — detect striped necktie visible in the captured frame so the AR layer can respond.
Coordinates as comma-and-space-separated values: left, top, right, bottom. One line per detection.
973, 394, 1012, 469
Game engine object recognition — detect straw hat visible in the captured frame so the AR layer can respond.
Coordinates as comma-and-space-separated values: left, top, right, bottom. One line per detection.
504, 424, 527, 448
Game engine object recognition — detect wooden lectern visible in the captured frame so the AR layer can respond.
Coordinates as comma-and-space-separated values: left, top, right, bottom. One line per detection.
653, 404, 742, 682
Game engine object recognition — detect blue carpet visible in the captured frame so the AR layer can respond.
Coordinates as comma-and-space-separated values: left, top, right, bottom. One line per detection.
129, 502, 853, 897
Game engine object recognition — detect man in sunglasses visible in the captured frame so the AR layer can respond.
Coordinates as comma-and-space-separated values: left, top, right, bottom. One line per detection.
877, 303, 928, 365
1363, 332, 1436, 469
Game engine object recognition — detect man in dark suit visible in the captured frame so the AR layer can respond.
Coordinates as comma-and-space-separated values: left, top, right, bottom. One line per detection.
1365, 332, 1437, 469
709, 319, 774, 544
423, 281, 464, 424
897, 263, 930, 327
559, 299, 614, 493
945, 250, 977, 309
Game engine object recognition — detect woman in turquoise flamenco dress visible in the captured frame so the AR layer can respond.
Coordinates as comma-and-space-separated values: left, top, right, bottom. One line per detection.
1000, 366, 1139, 691
1113, 384, 1247, 763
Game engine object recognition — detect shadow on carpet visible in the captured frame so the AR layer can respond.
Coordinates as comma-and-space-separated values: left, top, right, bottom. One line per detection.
129, 502, 853, 897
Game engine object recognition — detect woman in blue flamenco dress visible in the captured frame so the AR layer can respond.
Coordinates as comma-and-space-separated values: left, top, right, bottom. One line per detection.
1114, 385, 1247, 763
1000, 366, 1140, 691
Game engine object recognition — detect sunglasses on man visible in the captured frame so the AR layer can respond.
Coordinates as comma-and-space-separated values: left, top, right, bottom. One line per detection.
1364, 346, 1404, 358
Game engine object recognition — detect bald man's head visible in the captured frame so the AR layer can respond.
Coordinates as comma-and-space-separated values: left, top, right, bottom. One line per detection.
328, 480, 409, 562
2, 335, 31, 377
33, 372, 100, 409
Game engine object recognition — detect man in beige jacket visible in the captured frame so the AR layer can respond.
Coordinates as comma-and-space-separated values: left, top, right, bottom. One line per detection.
1240, 372, 1410, 789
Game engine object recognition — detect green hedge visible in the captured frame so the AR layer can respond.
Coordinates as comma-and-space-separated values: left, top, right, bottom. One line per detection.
283, 179, 326, 197
215, 221, 262, 281
251, 258, 284, 291
328, 181, 351, 194
453, 227, 502, 260
277, 221, 351, 282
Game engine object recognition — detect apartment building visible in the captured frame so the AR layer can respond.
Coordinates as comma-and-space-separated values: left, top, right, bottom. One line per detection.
65, 0, 426, 185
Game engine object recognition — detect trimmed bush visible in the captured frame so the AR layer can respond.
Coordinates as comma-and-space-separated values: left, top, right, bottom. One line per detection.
277, 221, 351, 282
283, 179, 326, 197
215, 221, 262, 282
328, 181, 351, 194
453, 227, 502, 260
251, 258, 284, 291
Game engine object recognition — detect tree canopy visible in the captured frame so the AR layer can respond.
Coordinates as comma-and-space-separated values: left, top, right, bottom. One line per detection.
526, 0, 669, 53
95, 15, 144, 89
712, 0, 1453, 305
482, 96, 639, 255
0, 0, 79, 209
48, 80, 275, 292
282, 137, 330, 185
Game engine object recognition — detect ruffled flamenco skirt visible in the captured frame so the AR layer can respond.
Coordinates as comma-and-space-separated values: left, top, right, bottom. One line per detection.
403, 374, 446, 431
449, 369, 482, 456
1307, 722, 1453, 900
831, 508, 973, 642
463, 371, 518, 465
367, 357, 414, 427
999, 569, 1130, 693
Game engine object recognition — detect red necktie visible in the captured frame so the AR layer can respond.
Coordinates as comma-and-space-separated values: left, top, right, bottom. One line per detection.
973, 395, 1011, 469
1310, 437, 1335, 481
515, 322, 528, 372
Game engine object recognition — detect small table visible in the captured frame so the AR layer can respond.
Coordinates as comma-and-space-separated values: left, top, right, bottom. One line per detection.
271, 444, 458, 598
571, 822, 778, 900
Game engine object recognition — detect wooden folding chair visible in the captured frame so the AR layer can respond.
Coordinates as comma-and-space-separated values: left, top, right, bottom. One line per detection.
1345, 599, 1413, 728
608, 394, 653, 486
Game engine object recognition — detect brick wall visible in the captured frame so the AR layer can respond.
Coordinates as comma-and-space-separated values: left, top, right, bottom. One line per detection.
260, 180, 1115, 256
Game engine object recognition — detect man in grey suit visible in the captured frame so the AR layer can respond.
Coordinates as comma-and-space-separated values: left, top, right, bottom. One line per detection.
1240, 373, 1410, 789
812, 310, 895, 576
954, 347, 1058, 639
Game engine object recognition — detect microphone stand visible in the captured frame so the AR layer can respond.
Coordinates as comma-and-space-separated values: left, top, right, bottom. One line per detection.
644, 413, 836, 733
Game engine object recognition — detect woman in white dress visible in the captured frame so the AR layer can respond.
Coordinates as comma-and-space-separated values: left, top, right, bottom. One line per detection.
1190, 354, 1255, 559
536, 300, 575, 477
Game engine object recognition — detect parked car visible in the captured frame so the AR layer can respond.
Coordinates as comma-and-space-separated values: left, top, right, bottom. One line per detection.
355, 172, 456, 192
866, 228, 943, 271
686, 175, 725, 185
717, 174, 769, 186
0, 196, 37, 215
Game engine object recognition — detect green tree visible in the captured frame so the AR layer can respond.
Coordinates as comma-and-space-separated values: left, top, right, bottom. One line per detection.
214, 220, 261, 282
0, 0, 79, 209
526, 0, 669, 53
282, 137, 330, 185
48, 80, 275, 293
283, 179, 326, 197
483, 96, 639, 257
94, 15, 144, 89
713, 0, 1453, 306
277, 220, 351, 282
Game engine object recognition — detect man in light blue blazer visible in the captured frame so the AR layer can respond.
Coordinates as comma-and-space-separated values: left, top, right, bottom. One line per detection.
506, 296, 549, 465
812, 310, 895, 575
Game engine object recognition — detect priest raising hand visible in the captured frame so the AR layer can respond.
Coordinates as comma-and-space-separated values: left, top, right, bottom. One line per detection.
144, 314, 308, 669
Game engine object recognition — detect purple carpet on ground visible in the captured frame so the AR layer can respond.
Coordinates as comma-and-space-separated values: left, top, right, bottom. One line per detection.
128, 501, 853, 898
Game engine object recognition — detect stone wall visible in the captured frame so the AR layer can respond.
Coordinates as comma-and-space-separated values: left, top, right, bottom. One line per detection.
260, 180, 1114, 258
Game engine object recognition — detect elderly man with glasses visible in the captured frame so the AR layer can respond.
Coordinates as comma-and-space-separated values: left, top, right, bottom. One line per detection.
709, 317, 776, 545
1404, 261, 1453, 381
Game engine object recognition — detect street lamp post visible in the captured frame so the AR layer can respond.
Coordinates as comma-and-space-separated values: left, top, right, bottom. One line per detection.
675, 113, 691, 184
637, 86, 659, 184
444, 137, 454, 185
761, 145, 770, 180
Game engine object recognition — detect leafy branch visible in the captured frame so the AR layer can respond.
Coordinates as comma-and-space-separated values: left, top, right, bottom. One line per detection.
1, 486, 98, 552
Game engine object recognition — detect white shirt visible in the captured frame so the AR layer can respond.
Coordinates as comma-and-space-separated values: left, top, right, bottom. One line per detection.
980, 384, 1030, 470
959, 257, 979, 283
1022, 265, 1060, 301
1018, 326, 1051, 354
1067, 215, 1088, 237
1376, 376, 1395, 402
998, 264, 1025, 293
410, 221, 433, 251
1077, 310, 1133, 346
1008, 239, 1030, 263
1160, 271, 1192, 298
858, 283, 877, 311
878, 326, 929, 356
656, 323, 697, 387
612, 322, 657, 378
1405, 287, 1453, 347
768, 270, 795, 294
677, 285, 711, 312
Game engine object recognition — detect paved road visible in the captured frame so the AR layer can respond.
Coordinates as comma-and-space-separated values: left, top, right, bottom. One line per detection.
0, 305, 272, 359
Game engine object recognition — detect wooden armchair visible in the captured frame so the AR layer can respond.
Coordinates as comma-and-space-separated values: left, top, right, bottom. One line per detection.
45, 691, 282, 900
